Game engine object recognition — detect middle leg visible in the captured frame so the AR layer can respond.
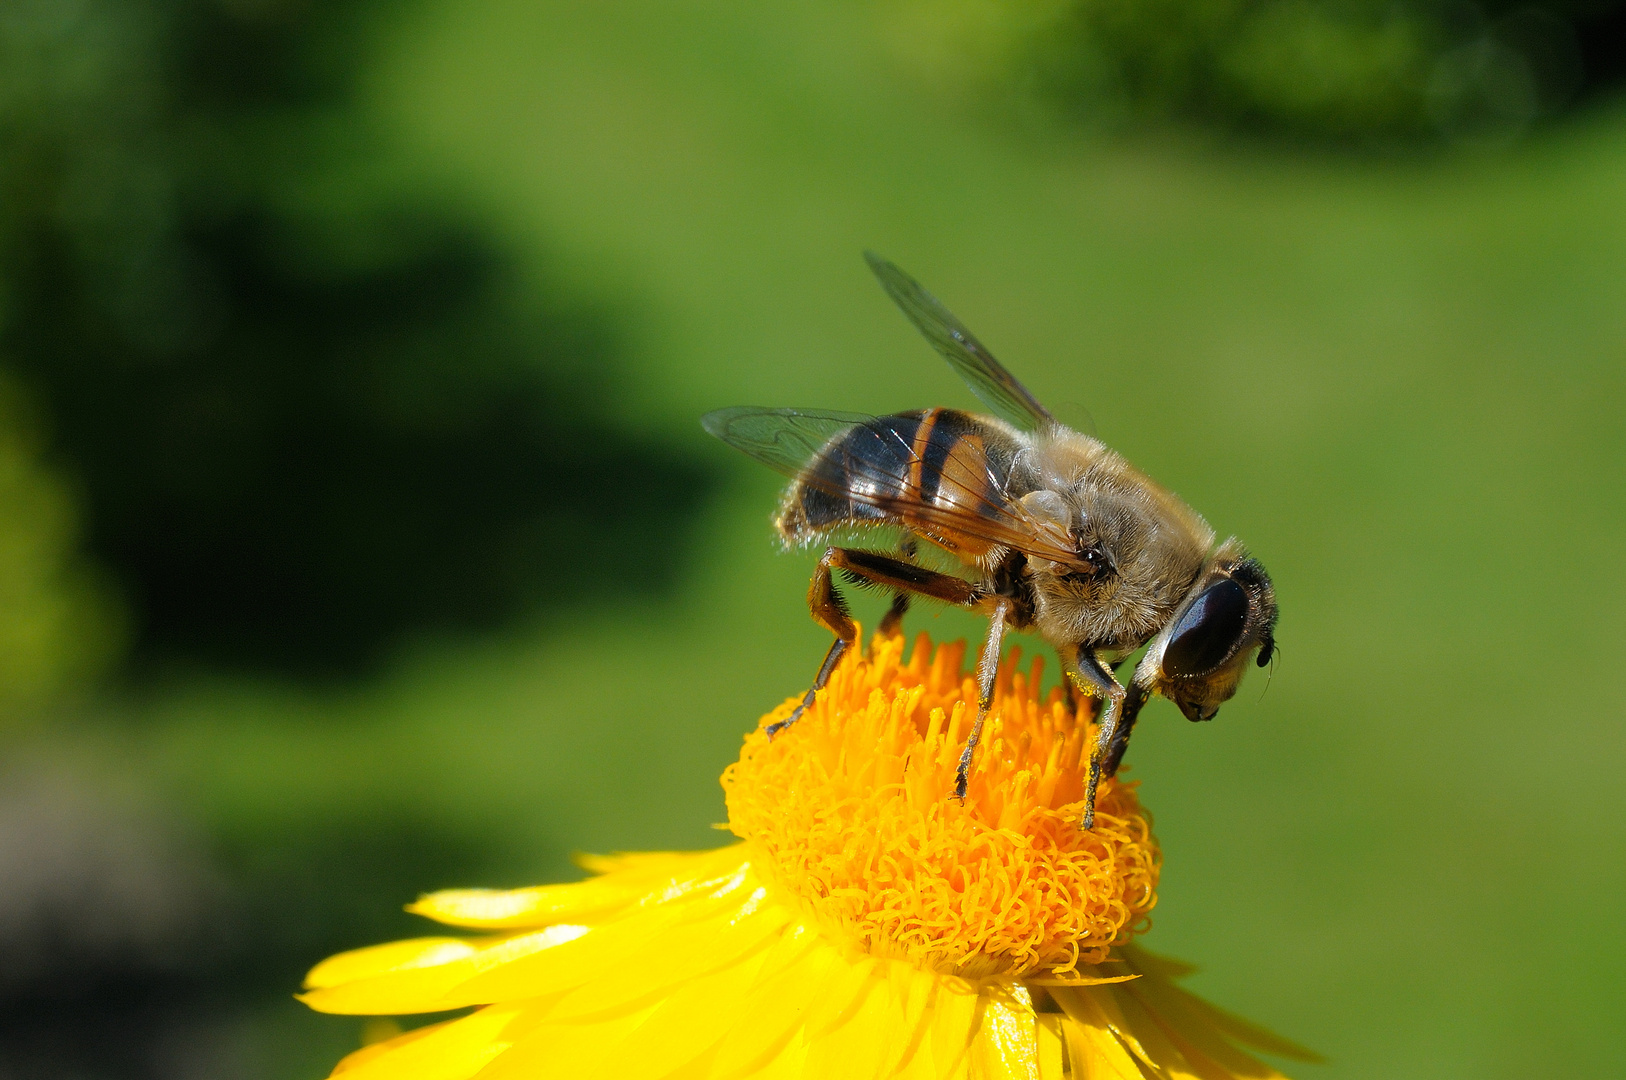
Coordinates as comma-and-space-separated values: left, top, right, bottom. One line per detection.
953, 598, 1011, 799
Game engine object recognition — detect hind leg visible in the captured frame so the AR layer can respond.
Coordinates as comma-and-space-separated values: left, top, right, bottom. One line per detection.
876, 538, 919, 637
768, 546, 978, 738
766, 552, 856, 739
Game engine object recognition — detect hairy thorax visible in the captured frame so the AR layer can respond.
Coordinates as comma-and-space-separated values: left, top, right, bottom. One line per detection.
1016, 433, 1212, 652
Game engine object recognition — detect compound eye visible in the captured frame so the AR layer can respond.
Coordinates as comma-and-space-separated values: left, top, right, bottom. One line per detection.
1164, 579, 1250, 678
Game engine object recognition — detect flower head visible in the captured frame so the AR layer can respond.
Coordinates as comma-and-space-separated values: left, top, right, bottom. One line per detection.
301, 629, 1315, 1079
725, 631, 1156, 980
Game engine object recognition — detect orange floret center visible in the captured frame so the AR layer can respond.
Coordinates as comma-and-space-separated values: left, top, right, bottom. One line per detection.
722, 629, 1160, 982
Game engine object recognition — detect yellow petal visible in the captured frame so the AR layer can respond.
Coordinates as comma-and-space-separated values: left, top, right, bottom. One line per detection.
325, 1005, 522, 1080
408, 882, 633, 929
967, 988, 1040, 1080
304, 938, 481, 991
574, 848, 735, 876
1096, 981, 1214, 1080
591, 938, 774, 1079
446, 889, 781, 1010
331, 1019, 450, 1075
1061, 1020, 1147, 1080
300, 925, 588, 1015
1035, 1013, 1066, 1080
927, 976, 984, 1079
309, 870, 761, 1014
791, 956, 957, 1080
876, 959, 942, 1078
801, 960, 898, 1079
1051, 986, 1156, 1080
461, 1003, 662, 1080
742, 1032, 810, 1080
708, 932, 841, 1078
540, 902, 789, 1024
411, 846, 752, 929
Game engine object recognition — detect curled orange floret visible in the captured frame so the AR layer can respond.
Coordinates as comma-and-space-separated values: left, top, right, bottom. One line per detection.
725, 629, 1159, 979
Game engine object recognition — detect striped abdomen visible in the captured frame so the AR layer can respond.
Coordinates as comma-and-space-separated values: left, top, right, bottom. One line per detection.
776, 408, 1025, 555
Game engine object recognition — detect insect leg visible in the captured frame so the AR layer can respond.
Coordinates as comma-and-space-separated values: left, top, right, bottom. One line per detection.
766, 550, 858, 739
1063, 658, 1127, 723
876, 538, 920, 638
1101, 682, 1151, 778
830, 546, 980, 605
813, 545, 1006, 798
954, 599, 1011, 800
877, 593, 910, 638
765, 637, 849, 739
1065, 648, 1128, 830
769, 547, 982, 739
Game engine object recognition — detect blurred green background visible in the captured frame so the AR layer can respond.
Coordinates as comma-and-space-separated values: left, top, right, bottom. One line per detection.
1, 0, 1624, 1076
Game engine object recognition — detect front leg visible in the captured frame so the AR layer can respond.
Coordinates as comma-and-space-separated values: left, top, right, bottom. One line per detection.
1101, 682, 1150, 779
1064, 647, 1128, 830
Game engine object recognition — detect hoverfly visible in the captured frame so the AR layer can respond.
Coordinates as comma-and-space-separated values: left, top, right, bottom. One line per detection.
704, 254, 1277, 828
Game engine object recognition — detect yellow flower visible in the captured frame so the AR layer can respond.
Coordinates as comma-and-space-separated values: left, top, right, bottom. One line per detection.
301, 630, 1317, 1078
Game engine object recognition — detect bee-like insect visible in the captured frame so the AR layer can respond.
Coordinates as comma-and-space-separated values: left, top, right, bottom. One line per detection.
704, 254, 1277, 828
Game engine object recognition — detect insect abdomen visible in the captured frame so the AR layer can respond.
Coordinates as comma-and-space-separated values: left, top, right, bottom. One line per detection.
777, 408, 1018, 547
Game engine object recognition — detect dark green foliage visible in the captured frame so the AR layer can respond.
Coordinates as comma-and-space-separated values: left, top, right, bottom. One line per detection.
0, 0, 715, 677
1031, 0, 1622, 141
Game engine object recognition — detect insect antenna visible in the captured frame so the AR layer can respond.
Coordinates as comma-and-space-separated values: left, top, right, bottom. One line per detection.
1257, 642, 1281, 702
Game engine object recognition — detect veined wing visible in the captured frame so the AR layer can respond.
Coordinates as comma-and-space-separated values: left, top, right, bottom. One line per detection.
701, 407, 872, 478
702, 406, 1082, 566
865, 252, 1055, 432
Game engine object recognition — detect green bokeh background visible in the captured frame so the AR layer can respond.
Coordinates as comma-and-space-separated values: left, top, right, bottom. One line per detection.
4, 1, 1626, 1077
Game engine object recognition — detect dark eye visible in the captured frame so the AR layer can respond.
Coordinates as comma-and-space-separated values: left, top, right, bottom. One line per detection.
1164, 579, 1250, 678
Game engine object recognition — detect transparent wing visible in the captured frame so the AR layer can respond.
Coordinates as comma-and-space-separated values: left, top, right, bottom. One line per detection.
702, 406, 1081, 565
701, 406, 872, 478
865, 252, 1055, 432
